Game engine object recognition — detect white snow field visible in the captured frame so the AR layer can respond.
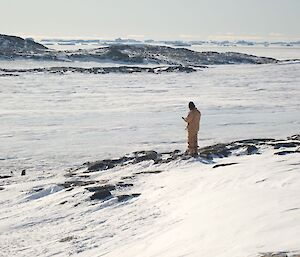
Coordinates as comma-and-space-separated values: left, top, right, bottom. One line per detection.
0, 47, 300, 257
0, 62, 299, 174
0, 143, 299, 257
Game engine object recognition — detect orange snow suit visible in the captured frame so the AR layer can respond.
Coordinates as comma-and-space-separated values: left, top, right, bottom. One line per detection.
184, 108, 201, 155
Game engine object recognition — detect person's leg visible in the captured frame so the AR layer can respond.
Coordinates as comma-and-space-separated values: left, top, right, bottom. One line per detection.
188, 132, 198, 156
187, 132, 192, 154
193, 133, 198, 156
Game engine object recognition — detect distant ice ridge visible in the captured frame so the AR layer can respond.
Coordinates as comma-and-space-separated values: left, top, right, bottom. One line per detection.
39, 37, 300, 49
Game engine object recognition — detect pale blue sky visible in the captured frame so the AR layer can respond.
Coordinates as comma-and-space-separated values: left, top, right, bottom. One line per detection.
1, 0, 299, 41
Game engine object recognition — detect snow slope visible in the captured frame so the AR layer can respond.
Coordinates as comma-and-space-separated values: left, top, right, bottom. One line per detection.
0, 138, 299, 257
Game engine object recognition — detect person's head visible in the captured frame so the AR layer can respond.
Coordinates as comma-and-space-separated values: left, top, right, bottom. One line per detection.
188, 101, 196, 110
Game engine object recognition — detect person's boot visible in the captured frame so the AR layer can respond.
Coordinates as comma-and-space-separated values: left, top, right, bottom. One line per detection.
191, 148, 199, 157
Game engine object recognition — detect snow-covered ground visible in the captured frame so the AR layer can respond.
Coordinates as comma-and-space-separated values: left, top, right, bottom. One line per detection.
0, 140, 299, 257
0, 61, 299, 174
0, 47, 300, 257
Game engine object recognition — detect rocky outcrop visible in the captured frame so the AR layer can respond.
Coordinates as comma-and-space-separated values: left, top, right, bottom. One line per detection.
70, 44, 278, 65
83, 135, 300, 173
117, 193, 140, 202
86, 150, 161, 173
0, 34, 278, 65
48, 134, 298, 208
0, 34, 47, 58
0, 175, 12, 179
85, 185, 116, 192
259, 252, 300, 257
274, 150, 300, 155
213, 162, 238, 169
58, 180, 98, 188
90, 189, 112, 200
5, 133, 289, 219
0, 65, 197, 75
98, 44, 278, 65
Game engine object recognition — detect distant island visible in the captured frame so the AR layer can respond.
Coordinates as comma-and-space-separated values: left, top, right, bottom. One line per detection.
0, 34, 278, 66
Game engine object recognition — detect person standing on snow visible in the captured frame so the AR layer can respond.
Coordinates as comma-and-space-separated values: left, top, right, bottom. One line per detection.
182, 101, 201, 156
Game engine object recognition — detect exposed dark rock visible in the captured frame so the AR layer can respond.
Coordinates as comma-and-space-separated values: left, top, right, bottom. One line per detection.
200, 144, 231, 159
0, 34, 47, 57
59, 236, 75, 243
47, 134, 300, 210
87, 160, 113, 172
259, 252, 288, 257
0, 65, 197, 75
213, 163, 238, 169
85, 151, 160, 173
161, 149, 181, 155
60, 201, 68, 205
64, 172, 76, 178
103, 47, 140, 62
163, 66, 196, 73
32, 188, 44, 192
59, 180, 98, 188
275, 150, 300, 155
87, 159, 117, 172
0, 175, 12, 179
132, 193, 141, 197
85, 185, 116, 192
78, 175, 90, 178
234, 138, 275, 144
117, 193, 141, 202
287, 134, 300, 141
155, 150, 184, 164
21, 169, 26, 176
121, 175, 136, 180
134, 170, 163, 175
74, 44, 278, 66
272, 142, 299, 149
134, 150, 159, 163
116, 182, 134, 188
90, 189, 112, 200
81, 134, 299, 177
255, 178, 268, 183
87, 156, 132, 172
247, 145, 259, 154
0, 73, 19, 77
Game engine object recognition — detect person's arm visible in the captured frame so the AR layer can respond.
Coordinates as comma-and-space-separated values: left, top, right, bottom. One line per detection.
185, 112, 193, 124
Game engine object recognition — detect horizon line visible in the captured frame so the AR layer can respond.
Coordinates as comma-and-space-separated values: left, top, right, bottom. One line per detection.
2, 32, 300, 43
